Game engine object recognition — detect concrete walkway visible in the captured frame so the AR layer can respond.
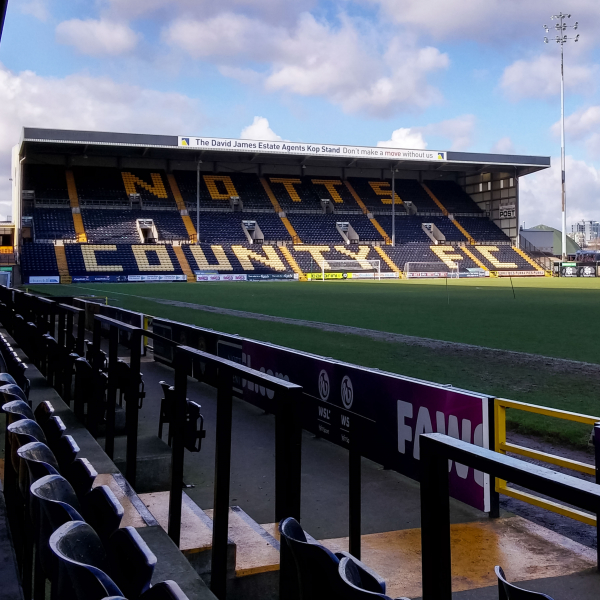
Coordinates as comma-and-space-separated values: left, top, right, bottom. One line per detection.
133, 353, 600, 600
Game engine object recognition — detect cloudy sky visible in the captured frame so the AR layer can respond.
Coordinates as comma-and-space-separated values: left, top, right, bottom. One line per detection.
1, 0, 599, 229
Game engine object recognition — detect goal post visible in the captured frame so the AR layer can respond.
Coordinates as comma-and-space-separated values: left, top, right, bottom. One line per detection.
314, 259, 381, 281
404, 262, 459, 279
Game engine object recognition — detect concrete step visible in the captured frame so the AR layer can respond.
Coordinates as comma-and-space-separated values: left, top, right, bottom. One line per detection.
139, 491, 235, 578
140, 491, 281, 600
204, 507, 280, 578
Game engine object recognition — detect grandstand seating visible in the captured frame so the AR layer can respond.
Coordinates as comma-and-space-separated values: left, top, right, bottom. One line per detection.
64, 244, 184, 278
21, 243, 59, 276
19, 241, 541, 282
183, 243, 289, 274
82, 209, 189, 244
187, 211, 290, 243
289, 245, 395, 275
375, 216, 432, 243
72, 167, 129, 205
347, 178, 442, 213
424, 180, 483, 213
429, 216, 467, 242
266, 176, 359, 213
23, 164, 69, 201
18, 165, 543, 282
33, 208, 76, 241
457, 216, 510, 242
287, 214, 380, 244
175, 172, 273, 211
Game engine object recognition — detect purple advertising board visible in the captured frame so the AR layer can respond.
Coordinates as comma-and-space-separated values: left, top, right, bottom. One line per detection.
152, 318, 491, 512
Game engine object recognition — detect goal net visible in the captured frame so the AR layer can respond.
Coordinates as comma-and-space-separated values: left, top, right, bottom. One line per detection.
404, 262, 459, 279
312, 259, 381, 281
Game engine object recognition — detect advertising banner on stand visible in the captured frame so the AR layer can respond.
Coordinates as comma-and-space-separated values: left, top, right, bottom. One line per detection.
240, 340, 490, 512
152, 317, 491, 512
196, 274, 248, 282
29, 276, 60, 284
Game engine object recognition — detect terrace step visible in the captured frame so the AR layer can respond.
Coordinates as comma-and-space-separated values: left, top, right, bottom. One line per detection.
173, 244, 196, 282
140, 491, 281, 600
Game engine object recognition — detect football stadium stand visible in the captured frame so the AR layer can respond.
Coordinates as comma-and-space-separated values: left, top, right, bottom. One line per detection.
12, 128, 552, 284
17, 163, 545, 282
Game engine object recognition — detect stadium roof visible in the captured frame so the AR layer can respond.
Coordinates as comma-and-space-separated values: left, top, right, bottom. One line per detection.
0, 0, 9, 45
20, 127, 551, 177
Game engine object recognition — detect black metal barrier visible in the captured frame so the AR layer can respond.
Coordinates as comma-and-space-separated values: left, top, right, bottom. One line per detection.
90, 316, 156, 483
420, 432, 600, 600
171, 344, 303, 599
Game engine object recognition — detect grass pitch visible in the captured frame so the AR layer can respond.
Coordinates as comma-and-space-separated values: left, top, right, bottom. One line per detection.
29, 277, 600, 447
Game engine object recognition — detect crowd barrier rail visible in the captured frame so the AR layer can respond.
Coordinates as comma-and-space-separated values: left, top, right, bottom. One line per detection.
420, 431, 600, 600
494, 398, 600, 526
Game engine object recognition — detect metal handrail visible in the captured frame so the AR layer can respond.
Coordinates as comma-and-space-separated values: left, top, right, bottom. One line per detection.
420, 432, 600, 600
172, 344, 302, 600
494, 398, 600, 525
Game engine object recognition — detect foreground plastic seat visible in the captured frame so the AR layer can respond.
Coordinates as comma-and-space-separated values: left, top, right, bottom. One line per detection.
82, 486, 124, 544
66, 457, 98, 499
137, 581, 190, 599
17, 442, 61, 497
496, 566, 554, 599
2, 399, 35, 423
107, 527, 156, 598
31, 474, 85, 592
0, 382, 27, 402
7, 418, 48, 475
279, 516, 348, 600
34, 400, 55, 428
54, 434, 80, 471
338, 557, 409, 599
50, 521, 123, 600
0, 373, 17, 385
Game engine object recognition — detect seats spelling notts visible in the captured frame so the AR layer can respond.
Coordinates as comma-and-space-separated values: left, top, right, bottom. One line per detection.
19, 163, 544, 284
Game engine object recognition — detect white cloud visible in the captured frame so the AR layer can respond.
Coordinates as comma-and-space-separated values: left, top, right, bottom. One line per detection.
104, 0, 310, 25
367, 1, 600, 43
500, 54, 597, 100
0, 63, 203, 217
377, 128, 427, 149
165, 12, 449, 117
377, 115, 476, 151
519, 156, 600, 229
240, 117, 283, 141
20, 0, 50, 22
491, 137, 516, 154
163, 13, 281, 60
56, 18, 140, 56
552, 105, 600, 158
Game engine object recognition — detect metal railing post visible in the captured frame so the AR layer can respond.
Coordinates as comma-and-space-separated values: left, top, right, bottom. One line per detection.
57, 310, 66, 350
89, 319, 103, 438
595, 422, 600, 570
348, 430, 361, 559
211, 365, 234, 599
75, 309, 85, 355
105, 325, 119, 459
488, 397, 500, 518
275, 386, 302, 523
168, 347, 190, 545
420, 435, 452, 600
126, 330, 142, 487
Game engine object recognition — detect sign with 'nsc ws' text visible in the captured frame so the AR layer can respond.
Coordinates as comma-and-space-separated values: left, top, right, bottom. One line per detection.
178, 137, 447, 163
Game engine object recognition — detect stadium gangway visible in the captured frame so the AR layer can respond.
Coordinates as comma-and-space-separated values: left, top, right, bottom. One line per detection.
171, 344, 303, 600
89, 317, 305, 600
420, 430, 600, 600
